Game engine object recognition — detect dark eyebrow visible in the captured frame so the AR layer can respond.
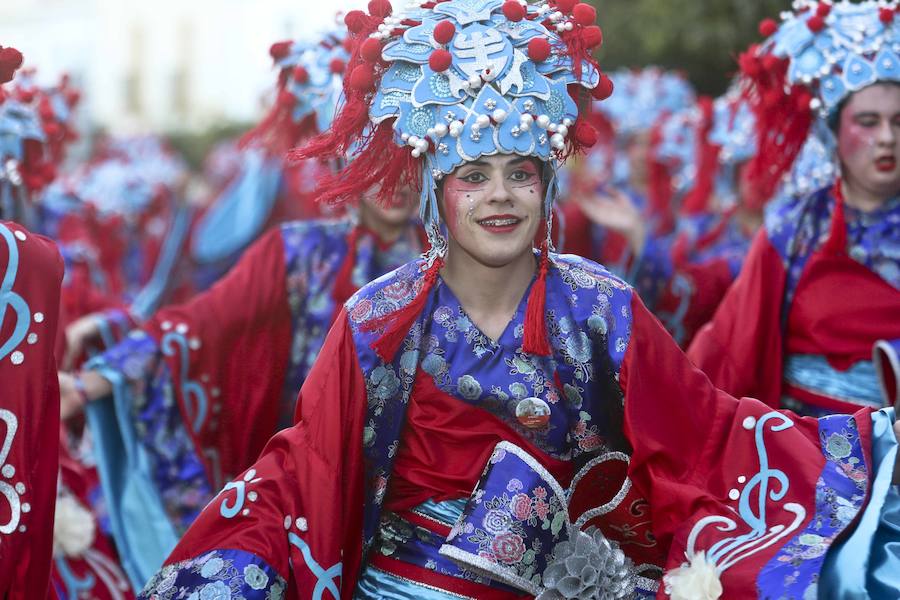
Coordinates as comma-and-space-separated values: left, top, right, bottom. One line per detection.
463, 160, 489, 167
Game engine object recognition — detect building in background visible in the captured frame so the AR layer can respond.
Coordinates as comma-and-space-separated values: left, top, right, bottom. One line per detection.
0, 0, 351, 134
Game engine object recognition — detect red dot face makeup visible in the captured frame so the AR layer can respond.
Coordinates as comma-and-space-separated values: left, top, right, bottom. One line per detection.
439, 154, 544, 268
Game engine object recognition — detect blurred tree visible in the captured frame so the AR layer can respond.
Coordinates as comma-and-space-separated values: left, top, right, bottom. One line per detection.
590, 0, 785, 95
166, 122, 253, 172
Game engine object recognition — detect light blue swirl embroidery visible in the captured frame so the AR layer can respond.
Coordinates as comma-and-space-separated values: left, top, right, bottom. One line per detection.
160, 331, 208, 433
288, 532, 342, 600
218, 468, 261, 519
54, 557, 96, 599
0, 224, 30, 361
658, 273, 693, 346
685, 412, 807, 573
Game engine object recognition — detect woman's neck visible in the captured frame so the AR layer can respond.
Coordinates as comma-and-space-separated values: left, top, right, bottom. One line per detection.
840, 176, 895, 213
440, 242, 537, 341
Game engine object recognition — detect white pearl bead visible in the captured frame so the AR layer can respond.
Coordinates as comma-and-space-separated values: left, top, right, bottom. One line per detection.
557, 124, 568, 136
492, 108, 508, 123
550, 11, 562, 21
564, 21, 574, 31
401, 133, 410, 142
416, 139, 429, 152
449, 122, 463, 137
556, 23, 566, 32
408, 135, 419, 147
562, 118, 573, 126
536, 114, 550, 129
411, 148, 422, 158
520, 113, 534, 124
433, 123, 448, 136
548, 123, 558, 132
468, 74, 482, 89
476, 114, 491, 128
550, 133, 565, 149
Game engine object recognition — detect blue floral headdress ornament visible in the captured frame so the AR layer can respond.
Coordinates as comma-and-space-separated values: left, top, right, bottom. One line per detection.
295, 0, 611, 359
597, 67, 695, 140
243, 27, 351, 155
740, 0, 900, 206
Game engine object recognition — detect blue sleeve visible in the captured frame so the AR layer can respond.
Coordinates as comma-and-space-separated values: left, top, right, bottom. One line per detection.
138, 549, 286, 599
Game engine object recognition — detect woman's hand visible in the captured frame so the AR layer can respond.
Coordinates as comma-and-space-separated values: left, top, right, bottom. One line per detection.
62, 313, 103, 370
573, 187, 647, 254
58, 371, 113, 420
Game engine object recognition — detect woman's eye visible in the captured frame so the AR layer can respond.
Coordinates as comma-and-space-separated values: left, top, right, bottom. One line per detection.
462, 173, 487, 183
856, 117, 879, 128
510, 170, 534, 182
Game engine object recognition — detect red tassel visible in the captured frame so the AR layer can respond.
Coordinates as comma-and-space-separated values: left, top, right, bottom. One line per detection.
680, 97, 720, 215
823, 178, 847, 255
363, 257, 444, 362
331, 225, 363, 306
522, 242, 552, 356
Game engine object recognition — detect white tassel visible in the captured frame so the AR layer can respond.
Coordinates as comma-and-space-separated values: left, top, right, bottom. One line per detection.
53, 494, 96, 558
663, 551, 723, 600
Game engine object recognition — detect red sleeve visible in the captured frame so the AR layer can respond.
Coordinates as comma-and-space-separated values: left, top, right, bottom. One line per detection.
620, 295, 834, 597
687, 231, 786, 407
654, 257, 736, 347
166, 311, 367, 598
0, 222, 64, 599
145, 225, 293, 485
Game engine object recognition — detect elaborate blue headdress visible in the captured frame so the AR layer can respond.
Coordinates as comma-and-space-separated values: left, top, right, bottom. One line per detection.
296, 0, 611, 358
244, 27, 352, 155
596, 67, 695, 140
741, 0, 900, 204
297, 0, 610, 247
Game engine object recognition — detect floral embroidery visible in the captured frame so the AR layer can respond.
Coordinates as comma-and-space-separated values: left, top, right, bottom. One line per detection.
757, 415, 868, 598
138, 549, 285, 599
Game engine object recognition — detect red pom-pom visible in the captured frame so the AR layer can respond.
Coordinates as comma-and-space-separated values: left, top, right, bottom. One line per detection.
269, 41, 292, 61
342, 38, 355, 53
360, 37, 383, 62
345, 10, 368, 33
574, 121, 598, 147
807, 15, 826, 32
528, 37, 552, 62
428, 49, 453, 72
556, 0, 577, 13
433, 21, 456, 44
880, 7, 894, 23
349, 64, 376, 91
293, 66, 309, 83
816, 2, 831, 17
762, 54, 781, 71
591, 74, 614, 100
368, 0, 393, 18
502, 0, 526, 22
0, 47, 24, 71
277, 90, 296, 107
581, 25, 603, 48
763, 89, 782, 108
329, 58, 346, 74
794, 89, 813, 112
758, 18, 778, 37
572, 4, 596, 26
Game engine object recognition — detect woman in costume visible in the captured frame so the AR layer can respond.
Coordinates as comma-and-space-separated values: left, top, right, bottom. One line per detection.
0, 44, 66, 599
689, 0, 900, 417
137, 1, 899, 598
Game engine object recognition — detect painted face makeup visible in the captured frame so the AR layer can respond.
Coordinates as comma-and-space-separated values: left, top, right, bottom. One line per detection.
439, 154, 544, 268
837, 83, 900, 203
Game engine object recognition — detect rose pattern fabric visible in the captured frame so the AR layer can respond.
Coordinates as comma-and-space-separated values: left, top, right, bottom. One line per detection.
139, 549, 285, 600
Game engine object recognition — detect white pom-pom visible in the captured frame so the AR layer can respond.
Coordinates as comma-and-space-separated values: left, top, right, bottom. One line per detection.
663, 551, 723, 600
53, 494, 96, 558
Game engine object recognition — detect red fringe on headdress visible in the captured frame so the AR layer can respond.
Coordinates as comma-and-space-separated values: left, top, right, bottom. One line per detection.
302, 122, 421, 206
740, 48, 813, 210
240, 101, 317, 157
362, 257, 444, 363
680, 96, 720, 215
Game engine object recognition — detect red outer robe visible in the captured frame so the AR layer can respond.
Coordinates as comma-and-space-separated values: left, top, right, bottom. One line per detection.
0, 221, 64, 599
